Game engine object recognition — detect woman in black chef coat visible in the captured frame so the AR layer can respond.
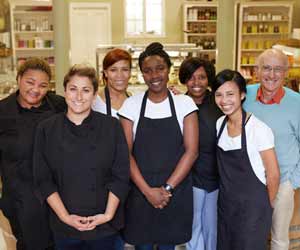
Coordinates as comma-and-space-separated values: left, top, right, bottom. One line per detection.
0, 57, 65, 250
119, 42, 199, 250
33, 65, 130, 250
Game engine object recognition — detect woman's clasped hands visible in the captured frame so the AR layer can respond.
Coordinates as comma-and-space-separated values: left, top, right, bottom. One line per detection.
62, 213, 113, 231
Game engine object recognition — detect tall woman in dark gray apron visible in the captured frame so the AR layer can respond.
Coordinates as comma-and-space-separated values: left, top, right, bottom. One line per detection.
211, 69, 280, 250
119, 42, 199, 250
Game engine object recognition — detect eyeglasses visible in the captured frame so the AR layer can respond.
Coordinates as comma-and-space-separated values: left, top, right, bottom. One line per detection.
261, 65, 287, 74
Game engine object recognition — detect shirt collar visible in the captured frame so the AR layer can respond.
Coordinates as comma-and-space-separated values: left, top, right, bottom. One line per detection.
256, 86, 285, 104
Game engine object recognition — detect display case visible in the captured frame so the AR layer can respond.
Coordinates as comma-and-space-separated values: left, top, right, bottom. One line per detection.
235, 1, 293, 82
95, 43, 206, 94
10, 0, 55, 90
182, 1, 218, 65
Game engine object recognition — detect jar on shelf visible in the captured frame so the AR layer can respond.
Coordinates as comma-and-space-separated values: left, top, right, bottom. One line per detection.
30, 19, 36, 31
252, 23, 258, 33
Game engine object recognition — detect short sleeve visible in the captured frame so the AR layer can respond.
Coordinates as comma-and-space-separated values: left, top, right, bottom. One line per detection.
176, 94, 198, 118
118, 96, 137, 122
252, 117, 275, 152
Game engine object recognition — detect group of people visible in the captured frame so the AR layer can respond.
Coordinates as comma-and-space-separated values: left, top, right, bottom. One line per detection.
0, 42, 299, 250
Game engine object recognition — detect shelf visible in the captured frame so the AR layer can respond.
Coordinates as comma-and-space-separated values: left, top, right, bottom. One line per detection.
197, 49, 217, 53
241, 64, 256, 67
242, 33, 289, 36
187, 20, 217, 23
186, 33, 216, 36
15, 48, 54, 51
243, 20, 289, 23
241, 49, 265, 52
13, 11, 52, 15
14, 31, 53, 34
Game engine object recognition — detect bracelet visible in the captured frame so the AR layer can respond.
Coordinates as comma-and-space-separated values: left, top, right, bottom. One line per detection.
163, 183, 174, 194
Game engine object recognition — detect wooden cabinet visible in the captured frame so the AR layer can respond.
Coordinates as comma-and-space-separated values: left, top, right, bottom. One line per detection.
235, 1, 293, 82
183, 1, 218, 65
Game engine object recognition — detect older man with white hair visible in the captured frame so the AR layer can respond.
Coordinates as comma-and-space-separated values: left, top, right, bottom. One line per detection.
243, 48, 300, 250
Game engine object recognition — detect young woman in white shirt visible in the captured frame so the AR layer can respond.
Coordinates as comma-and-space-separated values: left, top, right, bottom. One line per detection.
212, 69, 280, 250
119, 42, 199, 250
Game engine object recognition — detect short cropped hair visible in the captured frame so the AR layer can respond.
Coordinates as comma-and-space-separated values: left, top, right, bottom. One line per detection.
63, 64, 99, 94
17, 57, 51, 81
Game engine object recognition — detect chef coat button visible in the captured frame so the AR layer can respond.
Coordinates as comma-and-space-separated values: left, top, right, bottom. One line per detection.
90, 185, 96, 192
90, 145, 96, 151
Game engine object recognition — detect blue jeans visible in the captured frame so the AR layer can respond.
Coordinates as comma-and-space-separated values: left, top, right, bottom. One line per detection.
114, 235, 125, 250
186, 188, 218, 250
135, 244, 175, 250
55, 234, 117, 250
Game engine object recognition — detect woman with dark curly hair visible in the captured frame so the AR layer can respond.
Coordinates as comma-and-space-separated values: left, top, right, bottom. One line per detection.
119, 42, 199, 250
178, 58, 222, 250
0, 57, 66, 250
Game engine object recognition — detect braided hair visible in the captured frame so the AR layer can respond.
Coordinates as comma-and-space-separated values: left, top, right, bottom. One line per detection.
138, 42, 172, 70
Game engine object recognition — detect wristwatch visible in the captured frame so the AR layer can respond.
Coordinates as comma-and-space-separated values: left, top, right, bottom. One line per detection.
163, 183, 174, 194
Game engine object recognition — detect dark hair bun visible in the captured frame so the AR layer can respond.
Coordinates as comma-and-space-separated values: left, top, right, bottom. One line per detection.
139, 42, 172, 70
145, 42, 164, 54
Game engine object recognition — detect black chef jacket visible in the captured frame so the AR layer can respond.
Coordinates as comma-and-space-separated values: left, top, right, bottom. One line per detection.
0, 91, 66, 249
189, 90, 223, 192
33, 110, 130, 240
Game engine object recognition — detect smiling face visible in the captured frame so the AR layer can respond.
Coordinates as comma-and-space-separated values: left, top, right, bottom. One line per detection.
214, 81, 245, 116
65, 75, 96, 118
104, 59, 131, 93
17, 69, 49, 108
141, 55, 169, 94
256, 53, 288, 96
186, 66, 209, 103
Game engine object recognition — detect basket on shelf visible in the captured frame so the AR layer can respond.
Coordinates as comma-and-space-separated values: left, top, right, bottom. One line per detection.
0, 48, 11, 57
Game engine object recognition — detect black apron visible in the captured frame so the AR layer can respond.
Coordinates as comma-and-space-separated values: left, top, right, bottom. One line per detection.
123, 91, 193, 245
216, 110, 272, 250
9, 101, 55, 250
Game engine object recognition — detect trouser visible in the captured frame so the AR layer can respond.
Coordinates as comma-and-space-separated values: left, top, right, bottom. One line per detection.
135, 244, 175, 250
186, 188, 218, 250
114, 234, 125, 250
55, 234, 117, 250
271, 181, 295, 250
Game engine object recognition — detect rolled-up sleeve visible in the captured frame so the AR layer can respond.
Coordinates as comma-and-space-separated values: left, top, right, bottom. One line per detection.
106, 121, 130, 203
33, 124, 57, 203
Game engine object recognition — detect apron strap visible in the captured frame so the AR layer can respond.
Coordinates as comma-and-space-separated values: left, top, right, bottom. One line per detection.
216, 109, 247, 149
168, 91, 178, 119
104, 87, 112, 116
241, 109, 247, 151
216, 116, 228, 143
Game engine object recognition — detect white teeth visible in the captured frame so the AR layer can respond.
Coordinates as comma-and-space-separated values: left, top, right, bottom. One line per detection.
192, 87, 202, 91
151, 81, 160, 86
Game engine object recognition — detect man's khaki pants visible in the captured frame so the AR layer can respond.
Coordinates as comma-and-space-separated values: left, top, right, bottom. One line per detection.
271, 181, 295, 250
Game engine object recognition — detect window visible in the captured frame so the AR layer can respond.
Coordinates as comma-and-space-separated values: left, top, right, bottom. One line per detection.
125, 0, 165, 37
